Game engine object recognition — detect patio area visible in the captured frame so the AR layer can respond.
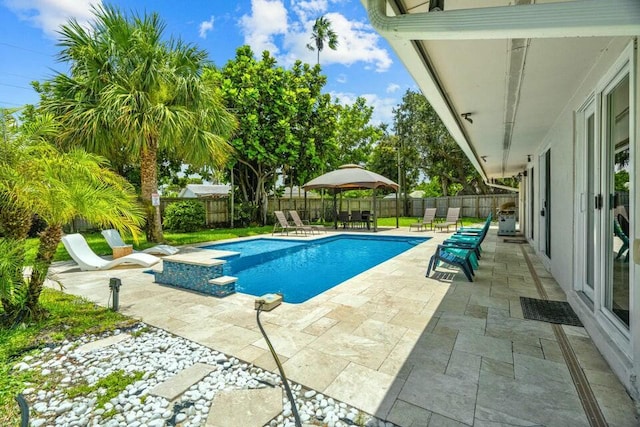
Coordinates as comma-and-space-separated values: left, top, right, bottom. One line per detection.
48, 226, 638, 426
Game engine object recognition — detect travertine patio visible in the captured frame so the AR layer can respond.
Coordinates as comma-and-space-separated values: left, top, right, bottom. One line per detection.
49, 226, 639, 426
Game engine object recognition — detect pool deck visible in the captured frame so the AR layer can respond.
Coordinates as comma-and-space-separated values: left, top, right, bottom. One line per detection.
48, 226, 639, 426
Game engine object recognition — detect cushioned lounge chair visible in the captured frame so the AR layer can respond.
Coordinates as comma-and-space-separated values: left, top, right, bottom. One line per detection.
289, 210, 325, 234
101, 229, 179, 256
434, 207, 461, 232
273, 210, 307, 236
426, 244, 475, 282
410, 208, 437, 231
61, 234, 160, 271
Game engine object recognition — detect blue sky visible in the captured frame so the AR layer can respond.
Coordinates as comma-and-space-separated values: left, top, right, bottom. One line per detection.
0, 0, 417, 126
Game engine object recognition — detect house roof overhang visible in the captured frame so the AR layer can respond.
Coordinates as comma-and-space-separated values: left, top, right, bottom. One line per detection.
362, 0, 640, 181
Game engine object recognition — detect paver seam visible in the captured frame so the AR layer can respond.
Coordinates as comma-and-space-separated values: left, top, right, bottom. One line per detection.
519, 244, 608, 427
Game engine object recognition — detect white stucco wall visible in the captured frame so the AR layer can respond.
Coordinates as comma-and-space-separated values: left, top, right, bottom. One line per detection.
534, 37, 637, 396
535, 37, 633, 292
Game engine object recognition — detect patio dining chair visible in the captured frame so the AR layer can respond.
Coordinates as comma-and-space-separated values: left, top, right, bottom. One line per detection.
410, 208, 437, 231
61, 234, 160, 271
101, 229, 179, 257
349, 211, 363, 228
434, 207, 461, 232
337, 211, 350, 229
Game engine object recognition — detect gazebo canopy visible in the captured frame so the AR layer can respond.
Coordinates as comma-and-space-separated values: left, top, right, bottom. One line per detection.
302, 164, 399, 231
302, 164, 399, 192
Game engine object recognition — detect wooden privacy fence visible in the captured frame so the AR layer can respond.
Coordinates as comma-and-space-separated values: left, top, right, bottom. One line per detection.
271, 197, 398, 221
410, 194, 519, 220
64, 193, 518, 232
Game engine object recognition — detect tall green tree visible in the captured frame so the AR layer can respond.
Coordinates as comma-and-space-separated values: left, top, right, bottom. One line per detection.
306, 16, 339, 65
39, 5, 237, 242
332, 97, 384, 167
0, 109, 143, 324
212, 46, 335, 224
393, 89, 488, 197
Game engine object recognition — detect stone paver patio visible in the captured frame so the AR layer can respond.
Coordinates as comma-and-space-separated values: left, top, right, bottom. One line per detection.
48, 226, 639, 426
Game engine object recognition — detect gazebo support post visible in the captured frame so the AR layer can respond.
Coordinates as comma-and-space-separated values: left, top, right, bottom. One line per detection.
372, 189, 377, 232
333, 191, 338, 229
395, 191, 399, 228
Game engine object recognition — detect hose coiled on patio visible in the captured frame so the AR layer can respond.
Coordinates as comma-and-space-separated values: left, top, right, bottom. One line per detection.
256, 302, 302, 427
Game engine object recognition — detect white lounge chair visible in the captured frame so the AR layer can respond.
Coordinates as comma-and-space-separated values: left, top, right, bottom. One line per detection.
61, 234, 160, 271
101, 229, 179, 256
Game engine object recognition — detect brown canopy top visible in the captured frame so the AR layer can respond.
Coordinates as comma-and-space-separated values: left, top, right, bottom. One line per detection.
302, 164, 399, 192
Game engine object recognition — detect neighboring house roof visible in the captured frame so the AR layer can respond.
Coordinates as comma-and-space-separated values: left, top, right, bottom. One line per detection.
273, 186, 321, 198
178, 184, 230, 198
362, 0, 639, 180
384, 190, 425, 199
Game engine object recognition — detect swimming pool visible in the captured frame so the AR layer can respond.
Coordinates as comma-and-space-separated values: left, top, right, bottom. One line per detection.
201, 235, 429, 303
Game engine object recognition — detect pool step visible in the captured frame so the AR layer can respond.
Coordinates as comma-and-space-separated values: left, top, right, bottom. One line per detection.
207, 276, 237, 298
209, 275, 237, 286
154, 257, 235, 297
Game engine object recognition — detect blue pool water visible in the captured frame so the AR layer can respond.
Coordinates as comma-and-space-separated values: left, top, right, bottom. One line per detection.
202, 235, 428, 303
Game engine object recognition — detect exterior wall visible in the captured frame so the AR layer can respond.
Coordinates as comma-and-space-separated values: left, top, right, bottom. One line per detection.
528, 37, 638, 397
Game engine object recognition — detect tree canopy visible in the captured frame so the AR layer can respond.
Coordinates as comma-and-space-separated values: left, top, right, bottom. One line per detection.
39, 5, 237, 241
393, 89, 488, 196
211, 46, 336, 224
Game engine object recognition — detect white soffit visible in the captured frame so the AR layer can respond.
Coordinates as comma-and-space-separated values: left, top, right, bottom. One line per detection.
363, 0, 640, 179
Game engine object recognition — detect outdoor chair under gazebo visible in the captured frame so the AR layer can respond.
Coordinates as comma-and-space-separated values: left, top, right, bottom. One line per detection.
302, 164, 399, 232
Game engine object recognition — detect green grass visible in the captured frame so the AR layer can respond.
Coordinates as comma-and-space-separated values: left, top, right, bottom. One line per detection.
66, 369, 145, 410
0, 289, 136, 425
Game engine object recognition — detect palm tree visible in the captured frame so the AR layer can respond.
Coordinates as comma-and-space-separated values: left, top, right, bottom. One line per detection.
306, 16, 339, 66
41, 5, 237, 242
0, 109, 144, 323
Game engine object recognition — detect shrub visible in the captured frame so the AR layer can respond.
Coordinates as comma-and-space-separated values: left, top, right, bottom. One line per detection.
163, 201, 205, 232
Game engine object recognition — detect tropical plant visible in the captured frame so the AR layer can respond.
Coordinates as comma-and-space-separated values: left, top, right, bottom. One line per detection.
306, 16, 339, 66
39, 5, 237, 242
0, 108, 143, 324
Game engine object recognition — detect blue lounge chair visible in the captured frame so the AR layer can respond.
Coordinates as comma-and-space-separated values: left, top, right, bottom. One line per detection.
426, 244, 475, 282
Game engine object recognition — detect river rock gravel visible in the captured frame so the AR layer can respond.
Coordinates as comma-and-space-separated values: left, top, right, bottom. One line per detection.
15, 323, 397, 427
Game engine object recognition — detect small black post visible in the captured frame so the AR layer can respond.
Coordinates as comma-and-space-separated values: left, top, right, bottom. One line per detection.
109, 278, 122, 311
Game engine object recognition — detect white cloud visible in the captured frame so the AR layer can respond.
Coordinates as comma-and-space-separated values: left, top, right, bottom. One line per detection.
386, 83, 400, 93
239, 1, 392, 72
283, 12, 392, 71
239, 0, 288, 56
336, 73, 347, 84
199, 16, 214, 39
331, 91, 398, 126
4, 0, 100, 37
